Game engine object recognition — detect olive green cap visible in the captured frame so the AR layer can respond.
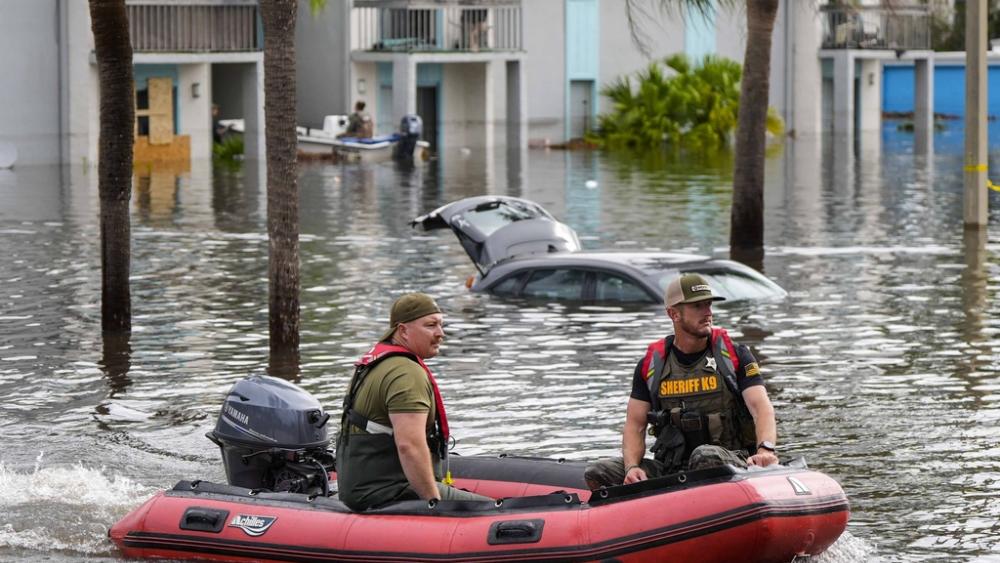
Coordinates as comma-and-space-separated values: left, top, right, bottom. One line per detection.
664, 273, 726, 307
380, 292, 442, 342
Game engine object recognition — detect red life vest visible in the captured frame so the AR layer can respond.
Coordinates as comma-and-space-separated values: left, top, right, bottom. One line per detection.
355, 342, 449, 442
640, 327, 740, 384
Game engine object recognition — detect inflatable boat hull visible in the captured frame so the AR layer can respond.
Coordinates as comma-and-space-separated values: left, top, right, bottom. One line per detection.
110, 456, 848, 562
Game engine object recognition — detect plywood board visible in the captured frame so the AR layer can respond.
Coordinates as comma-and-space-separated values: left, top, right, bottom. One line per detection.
147, 77, 174, 145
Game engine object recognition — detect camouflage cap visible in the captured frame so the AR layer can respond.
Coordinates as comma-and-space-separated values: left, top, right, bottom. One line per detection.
381, 292, 442, 342
664, 273, 726, 307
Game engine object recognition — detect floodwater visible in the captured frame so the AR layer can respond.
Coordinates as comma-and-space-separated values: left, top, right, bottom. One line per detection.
1, 125, 999, 562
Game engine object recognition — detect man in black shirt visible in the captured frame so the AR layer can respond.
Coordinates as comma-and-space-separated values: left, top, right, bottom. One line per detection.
585, 273, 779, 489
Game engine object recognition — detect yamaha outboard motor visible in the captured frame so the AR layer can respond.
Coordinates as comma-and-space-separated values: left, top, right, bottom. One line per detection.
394, 113, 423, 160
207, 375, 334, 496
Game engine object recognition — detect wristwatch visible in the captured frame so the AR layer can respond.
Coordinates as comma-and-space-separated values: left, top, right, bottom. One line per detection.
756, 441, 776, 453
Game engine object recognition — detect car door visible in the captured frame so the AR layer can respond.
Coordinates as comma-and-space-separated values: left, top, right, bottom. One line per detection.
590, 270, 657, 303
519, 268, 588, 301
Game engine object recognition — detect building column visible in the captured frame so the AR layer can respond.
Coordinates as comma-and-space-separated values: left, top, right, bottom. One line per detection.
483, 61, 495, 151
857, 58, 881, 132
831, 51, 854, 136
242, 59, 265, 162
913, 55, 934, 153
392, 56, 416, 121
505, 59, 527, 148
782, 0, 823, 136
179, 63, 211, 160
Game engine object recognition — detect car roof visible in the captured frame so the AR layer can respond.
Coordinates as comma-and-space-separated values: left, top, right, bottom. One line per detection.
486, 251, 715, 274
479, 251, 786, 303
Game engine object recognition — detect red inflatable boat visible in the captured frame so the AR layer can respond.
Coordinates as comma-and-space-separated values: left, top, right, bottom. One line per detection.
110, 454, 848, 562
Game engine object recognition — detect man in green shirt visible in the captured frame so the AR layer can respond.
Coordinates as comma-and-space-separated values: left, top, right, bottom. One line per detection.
336, 293, 490, 510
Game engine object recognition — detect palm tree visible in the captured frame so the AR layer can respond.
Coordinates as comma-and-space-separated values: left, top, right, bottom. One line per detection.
626, 0, 779, 269
88, 0, 134, 334
260, 0, 301, 376
729, 0, 778, 268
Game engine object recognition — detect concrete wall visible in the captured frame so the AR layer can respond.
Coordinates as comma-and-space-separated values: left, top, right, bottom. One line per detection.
715, 5, 745, 63
772, 0, 823, 136
442, 62, 488, 148
178, 63, 212, 159
296, 1, 351, 129
523, 0, 565, 143
65, 0, 97, 167
0, 0, 63, 165
351, 61, 378, 131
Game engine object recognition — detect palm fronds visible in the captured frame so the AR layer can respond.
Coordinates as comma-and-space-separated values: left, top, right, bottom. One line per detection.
587, 53, 782, 153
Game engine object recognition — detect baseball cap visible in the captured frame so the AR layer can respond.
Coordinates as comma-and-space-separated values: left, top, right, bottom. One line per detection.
664, 273, 726, 307
380, 293, 442, 342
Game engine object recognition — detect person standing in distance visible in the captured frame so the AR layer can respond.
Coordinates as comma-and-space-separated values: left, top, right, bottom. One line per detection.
336, 293, 489, 510
585, 274, 779, 489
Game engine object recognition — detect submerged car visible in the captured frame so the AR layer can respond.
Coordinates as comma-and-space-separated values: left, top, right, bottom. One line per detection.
411, 196, 786, 305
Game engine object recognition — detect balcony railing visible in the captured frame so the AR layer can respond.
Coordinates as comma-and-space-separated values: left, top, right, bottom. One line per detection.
820, 4, 930, 50
126, 0, 260, 53
352, 1, 522, 53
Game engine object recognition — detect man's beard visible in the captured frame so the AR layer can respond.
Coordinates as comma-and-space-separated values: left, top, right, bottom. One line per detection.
680, 315, 711, 338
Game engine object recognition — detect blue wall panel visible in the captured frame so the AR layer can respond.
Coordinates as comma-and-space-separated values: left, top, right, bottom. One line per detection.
883, 63, 1000, 117
417, 63, 442, 87
565, 0, 598, 139
566, 0, 598, 80
684, 7, 716, 63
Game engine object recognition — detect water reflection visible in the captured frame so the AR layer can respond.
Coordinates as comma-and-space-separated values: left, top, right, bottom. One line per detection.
134, 161, 186, 226
960, 226, 989, 348
100, 333, 132, 397
2, 127, 1000, 561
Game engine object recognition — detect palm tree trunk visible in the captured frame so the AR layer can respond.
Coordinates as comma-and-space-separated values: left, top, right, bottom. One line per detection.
89, 0, 134, 334
260, 0, 301, 376
730, 0, 779, 269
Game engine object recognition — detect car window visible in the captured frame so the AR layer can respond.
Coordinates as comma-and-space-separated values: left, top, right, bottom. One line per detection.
594, 272, 654, 303
521, 269, 586, 300
657, 271, 783, 301
490, 272, 527, 296
702, 272, 783, 300
457, 200, 551, 237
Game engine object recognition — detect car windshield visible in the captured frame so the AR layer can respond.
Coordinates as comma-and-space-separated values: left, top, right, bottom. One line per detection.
656, 270, 784, 301
456, 199, 551, 238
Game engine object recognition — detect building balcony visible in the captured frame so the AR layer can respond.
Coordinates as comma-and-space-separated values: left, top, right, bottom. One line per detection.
351, 0, 522, 53
820, 3, 930, 51
126, 0, 260, 53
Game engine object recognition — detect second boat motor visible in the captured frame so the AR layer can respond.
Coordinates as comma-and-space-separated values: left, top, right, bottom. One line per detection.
395, 114, 423, 160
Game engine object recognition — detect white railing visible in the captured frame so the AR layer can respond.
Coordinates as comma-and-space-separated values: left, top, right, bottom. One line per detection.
820, 4, 930, 50
126, 0, 260, 53
352, 1, 522, 53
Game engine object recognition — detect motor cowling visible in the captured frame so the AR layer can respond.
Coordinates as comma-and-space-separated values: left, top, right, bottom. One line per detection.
394, 114, 424, 160
207, 375, 333, 495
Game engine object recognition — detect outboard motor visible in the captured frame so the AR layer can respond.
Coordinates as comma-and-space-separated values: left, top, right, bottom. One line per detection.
394, 113, 423, 160
207, 375, 334, 496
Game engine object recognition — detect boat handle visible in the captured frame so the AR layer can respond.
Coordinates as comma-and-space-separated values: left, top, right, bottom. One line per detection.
487, 519, 545, 545
179, 507, 230, 533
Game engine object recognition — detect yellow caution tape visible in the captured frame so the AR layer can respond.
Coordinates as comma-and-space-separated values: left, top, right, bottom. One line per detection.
965, 164, 989, 172
989, 179, 1000, 193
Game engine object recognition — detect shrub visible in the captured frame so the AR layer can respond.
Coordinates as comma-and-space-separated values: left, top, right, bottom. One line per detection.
588, 53, 783, 152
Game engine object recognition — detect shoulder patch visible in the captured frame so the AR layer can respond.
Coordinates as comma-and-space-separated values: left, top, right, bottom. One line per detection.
745, 362, 760, 377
